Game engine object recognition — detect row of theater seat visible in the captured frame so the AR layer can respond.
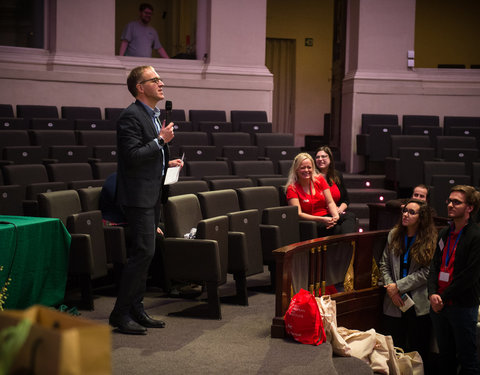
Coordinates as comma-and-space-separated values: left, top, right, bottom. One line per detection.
387, 158, 480, 216
0, 104, 119, 121
33, 183, 313, 314
0, 162, 116, 216
169, 132, 297, 168
358, 114, 480, 217
359, 133, 480, 162
0, 130, 116, 164
169, 177, 286, 197
179, 160, 291, 179
0, 104, 273, 133
0, 105, 295, 175
160, 185, 321, 318
0, 118, 116, 131
0, 129, 298, 168
32, 188, 126, 310
0, 115, 273, 135
0, 160, 296, 215
362, 132, 480, 216
358, 114, 480, 174
360, 113, 480, 134
358, 114, 480, 162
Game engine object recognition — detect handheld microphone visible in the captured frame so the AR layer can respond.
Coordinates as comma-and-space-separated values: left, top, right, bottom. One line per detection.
165, 100, 172, 126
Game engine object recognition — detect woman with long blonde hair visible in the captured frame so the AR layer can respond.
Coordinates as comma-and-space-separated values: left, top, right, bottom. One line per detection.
285, 153, 340, 237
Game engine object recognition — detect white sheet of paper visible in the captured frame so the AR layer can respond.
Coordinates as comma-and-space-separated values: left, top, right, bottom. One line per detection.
398, 293, 415, 312
164, 166, 180, 185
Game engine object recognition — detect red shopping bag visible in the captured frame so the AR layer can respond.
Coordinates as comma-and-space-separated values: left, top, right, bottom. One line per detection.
284, 288, 326, 345
320, 285, 338, 296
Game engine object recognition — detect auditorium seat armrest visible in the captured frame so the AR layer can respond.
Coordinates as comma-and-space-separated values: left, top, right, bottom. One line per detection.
299, 220, 317, 241
259, 224, 281, 254
227, 231, 248, 274
162, 238, 222, 283
68, 233, 94, 275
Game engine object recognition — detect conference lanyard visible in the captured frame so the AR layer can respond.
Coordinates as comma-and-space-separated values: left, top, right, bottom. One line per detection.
402, 235, 416, 278
444, 228, 463, 268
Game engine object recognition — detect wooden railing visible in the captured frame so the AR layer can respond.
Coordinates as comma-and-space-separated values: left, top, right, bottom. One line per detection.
271, 230, 389, 338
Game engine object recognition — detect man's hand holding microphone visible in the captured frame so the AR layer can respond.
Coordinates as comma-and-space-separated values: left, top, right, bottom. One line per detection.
159, 121, 174, 144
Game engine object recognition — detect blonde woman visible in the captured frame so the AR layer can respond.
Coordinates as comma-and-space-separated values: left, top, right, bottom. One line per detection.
285, 153, 340, 237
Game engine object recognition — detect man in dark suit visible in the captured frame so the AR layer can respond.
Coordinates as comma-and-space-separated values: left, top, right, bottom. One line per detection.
109, 65, 183, 335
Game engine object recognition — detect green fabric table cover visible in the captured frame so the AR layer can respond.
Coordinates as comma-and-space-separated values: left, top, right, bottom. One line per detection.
0, 215, 71, 309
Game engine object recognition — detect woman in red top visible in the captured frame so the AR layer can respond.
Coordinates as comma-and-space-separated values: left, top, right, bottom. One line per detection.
285, 153, 340, 236
315, 146, 357, 234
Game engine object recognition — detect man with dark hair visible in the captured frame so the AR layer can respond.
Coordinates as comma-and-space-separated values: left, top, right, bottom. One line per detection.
411, 184, 429, 202
109, 65, 182, 335
428, 185, 480, 373
119, 3, 169, 58
386, 184, 430, 208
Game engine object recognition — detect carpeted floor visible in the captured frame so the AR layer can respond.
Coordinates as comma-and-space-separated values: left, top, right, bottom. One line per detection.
80, 269, 373, 375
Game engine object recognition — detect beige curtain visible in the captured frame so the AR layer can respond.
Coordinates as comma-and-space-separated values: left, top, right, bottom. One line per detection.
265, 38, 296, 134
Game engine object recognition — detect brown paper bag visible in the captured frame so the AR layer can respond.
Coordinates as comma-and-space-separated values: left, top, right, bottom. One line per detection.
0, 305, 111, 375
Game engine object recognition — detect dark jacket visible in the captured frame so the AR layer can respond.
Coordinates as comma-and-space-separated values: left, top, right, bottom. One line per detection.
427, 219, 480, 307
100, 172, 126, 223
336, 172, 349, 206
115, 100, 170, 208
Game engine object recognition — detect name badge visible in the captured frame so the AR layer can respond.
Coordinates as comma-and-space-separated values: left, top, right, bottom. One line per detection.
439, 271, 450, 282
438, 238, 444, 252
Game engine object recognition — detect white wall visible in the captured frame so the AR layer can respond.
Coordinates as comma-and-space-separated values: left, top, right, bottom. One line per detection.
209, 0, 266, 67
0, 0, 272, 120
342, 0, 480, 172
52, 0, 115, 55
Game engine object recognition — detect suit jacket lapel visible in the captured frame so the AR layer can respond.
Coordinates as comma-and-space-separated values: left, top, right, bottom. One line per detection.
135, 100, 158, 137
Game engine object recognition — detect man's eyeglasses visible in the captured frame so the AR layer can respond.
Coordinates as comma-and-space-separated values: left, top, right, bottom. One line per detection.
446, 198, 465, 206
139, 77, 162, 85
402, 207, 418, 216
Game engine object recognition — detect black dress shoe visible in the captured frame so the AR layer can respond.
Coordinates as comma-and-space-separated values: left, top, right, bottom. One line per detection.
132, 312, 166, 328
109, 316, 147, 335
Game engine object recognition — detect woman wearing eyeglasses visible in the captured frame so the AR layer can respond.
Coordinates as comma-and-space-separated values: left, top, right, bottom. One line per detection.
315, 146, 357, 234
379, 199, 437, 365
